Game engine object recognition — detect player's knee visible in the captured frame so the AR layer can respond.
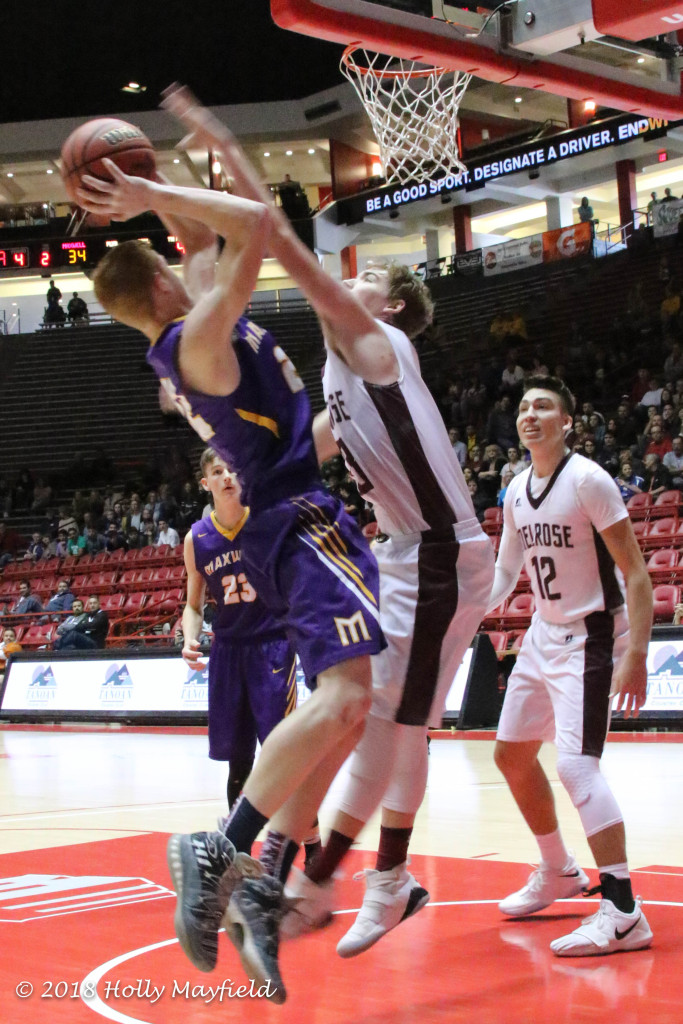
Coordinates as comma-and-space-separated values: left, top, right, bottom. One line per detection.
556, 751, 623, 835
494, 740, 535, 780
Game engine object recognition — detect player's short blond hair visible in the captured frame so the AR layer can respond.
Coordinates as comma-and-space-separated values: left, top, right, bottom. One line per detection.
369, 259, 434, 340
92, 239, 159, 325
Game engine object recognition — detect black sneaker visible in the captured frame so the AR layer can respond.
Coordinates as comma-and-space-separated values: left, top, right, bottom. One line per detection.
166, 830, 263, 972
224, 874, 288, 1004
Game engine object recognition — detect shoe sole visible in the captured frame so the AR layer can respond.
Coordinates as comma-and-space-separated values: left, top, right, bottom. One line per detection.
337, 886, 430, 959
166, 834, 215, 973
224, 904, 287, 1005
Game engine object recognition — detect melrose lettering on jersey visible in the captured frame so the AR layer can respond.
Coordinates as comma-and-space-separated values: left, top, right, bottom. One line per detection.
518, 523, 574, 551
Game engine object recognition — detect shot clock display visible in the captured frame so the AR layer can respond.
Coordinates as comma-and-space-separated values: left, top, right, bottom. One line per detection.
0, 247, 29, 269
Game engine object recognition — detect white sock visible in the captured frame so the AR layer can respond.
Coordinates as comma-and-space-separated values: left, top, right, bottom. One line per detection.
599, 861, 630, 880
535, 829, 570, 871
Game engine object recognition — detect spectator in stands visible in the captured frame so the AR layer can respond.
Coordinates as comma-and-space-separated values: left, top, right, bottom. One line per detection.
645, 425, 673, 460
10, 581, 42, 617
630, 368, 651, 407
67, 291, 89, 323
143, 523, 158, 547
477, 444, 506, 504
462, 373, 487, 424
500, 445, 525, 480
467, 445, 484, 477
177, 480, 203, 528
664, 344, 683, 383
582, 438, 597, 462
507, 309, 528, 345
497, 468, 515, 507
276, 173, 310, 219
488, 310, 509, 348
123, 496, 143, 533
596, 433, 620, 477
577, 196, 595, 223
619, 447, 646, 481
465, 423, 480, 456
54, 595, 108, 650
661, 285, 681, 330
12, 468, 34, 512
613, 401, 639, 449
448, 427, 467, 467
644, 452, 669, 500
38, 534, 56, 559
338, 480, 364, 520
663, 188, 677, 202
54, 530, 69, 558
647, 192, 659, 218
53, 598, 87, 647
126, 525, 143, 550
65, 526, 86, 558
663, 435, 683, 489
500, 351, 525, 399
46, 279, 61, 305
156, 519, 180, 547
0, 627, 22, 673
23, 531, 45, 562
145, 490, 162, 523
46, 579, 75, 619
640, 376, 664, 411
83, 525, 105, 556
157, 483, 178, 526
467, 478, 489, 522
486, 395, 518, 451
30, 477, 53, 513
615, 462, 645, 503
105, 522, 127, 553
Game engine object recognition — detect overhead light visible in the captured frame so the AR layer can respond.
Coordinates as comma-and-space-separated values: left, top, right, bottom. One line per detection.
6, 172, 13, 178
173, 158, 180, 164
286, 150, 293, 156
514, 96, 523, 104
122, 81, 147, 94
212, 160, 222, 174
46, 169, 54, 175
263, 151, 270, 157
637, 56, 645, 64
371, 160, 383, 177
308, 148, 315, 155
584, 99, 597, 113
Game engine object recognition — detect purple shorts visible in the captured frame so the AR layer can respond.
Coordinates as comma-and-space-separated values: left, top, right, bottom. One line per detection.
240, 490, 384, 682
208, 635, 297, 761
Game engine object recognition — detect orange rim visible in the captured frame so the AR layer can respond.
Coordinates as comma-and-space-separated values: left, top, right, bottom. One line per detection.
341, 43, 448, 79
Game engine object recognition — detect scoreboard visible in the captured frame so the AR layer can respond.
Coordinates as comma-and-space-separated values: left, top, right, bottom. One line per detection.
0, 231, 185, 273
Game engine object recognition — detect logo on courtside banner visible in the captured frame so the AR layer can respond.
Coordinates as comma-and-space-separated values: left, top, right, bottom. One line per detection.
27, 665, 57, 703
181, 665, 209, 706
646, 645, 683, 709
100, 663, 133, 703
0, 874, 174, 922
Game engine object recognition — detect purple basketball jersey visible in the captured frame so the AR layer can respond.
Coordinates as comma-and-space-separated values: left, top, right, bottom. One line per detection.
147, 317, 321, 511
191, 511, 283, 640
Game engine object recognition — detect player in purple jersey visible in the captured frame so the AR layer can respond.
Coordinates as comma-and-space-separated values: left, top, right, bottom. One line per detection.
82, 151, 383, 1004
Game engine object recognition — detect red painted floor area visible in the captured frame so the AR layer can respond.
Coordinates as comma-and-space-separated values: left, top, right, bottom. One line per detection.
1, 835, 680, 1024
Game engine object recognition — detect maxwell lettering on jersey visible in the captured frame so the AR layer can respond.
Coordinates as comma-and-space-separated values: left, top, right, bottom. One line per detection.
204, 550, 242, 576
518, 523, 574, 550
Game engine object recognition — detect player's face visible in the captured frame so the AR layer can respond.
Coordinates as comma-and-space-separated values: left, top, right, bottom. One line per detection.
202, 459, 242, 503
343, 267, 402, 320
517, 389, 572, 451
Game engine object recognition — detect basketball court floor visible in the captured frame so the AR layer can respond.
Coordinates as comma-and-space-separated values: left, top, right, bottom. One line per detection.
1, 724, 681, 1023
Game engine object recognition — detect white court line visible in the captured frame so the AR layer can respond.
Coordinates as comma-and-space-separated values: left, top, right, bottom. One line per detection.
0, 800, 221, 825
80, 898, 683, 1023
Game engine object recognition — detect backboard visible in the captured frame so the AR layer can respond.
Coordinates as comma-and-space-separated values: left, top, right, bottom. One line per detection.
271, 0, 683, 119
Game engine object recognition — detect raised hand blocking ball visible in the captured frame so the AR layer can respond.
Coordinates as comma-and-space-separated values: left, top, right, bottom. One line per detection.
60, 118, 156, 203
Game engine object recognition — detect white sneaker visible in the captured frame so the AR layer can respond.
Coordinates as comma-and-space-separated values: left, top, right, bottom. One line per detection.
499, 856, 589, 916
550, 897, 653, 957
336, 862, 429, 958
279, 867, 335, 940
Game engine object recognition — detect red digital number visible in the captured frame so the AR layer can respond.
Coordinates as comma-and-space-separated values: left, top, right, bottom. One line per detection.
40, 250, 51, 267
12, 252, 26, 267
0, 250, 6, 267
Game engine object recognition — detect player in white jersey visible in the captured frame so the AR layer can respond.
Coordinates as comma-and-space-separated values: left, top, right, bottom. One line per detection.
490, 376, 653, 957
162, 86, 494, 956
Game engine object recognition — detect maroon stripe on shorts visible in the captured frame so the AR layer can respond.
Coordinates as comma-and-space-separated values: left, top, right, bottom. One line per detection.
395, 534, 460, 726
582, 610, 616, 758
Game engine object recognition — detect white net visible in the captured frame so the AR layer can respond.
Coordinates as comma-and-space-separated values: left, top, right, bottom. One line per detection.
341, 46, 472, 186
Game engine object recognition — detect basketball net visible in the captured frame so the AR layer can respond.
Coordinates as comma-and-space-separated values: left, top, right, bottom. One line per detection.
341, 45, 472, 186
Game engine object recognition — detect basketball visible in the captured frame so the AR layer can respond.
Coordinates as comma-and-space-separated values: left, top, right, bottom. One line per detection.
60, 117, 156, 202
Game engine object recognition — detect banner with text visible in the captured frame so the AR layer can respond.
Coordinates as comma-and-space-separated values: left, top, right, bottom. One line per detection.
542, 222, 594, 261
652, 199, 683, 238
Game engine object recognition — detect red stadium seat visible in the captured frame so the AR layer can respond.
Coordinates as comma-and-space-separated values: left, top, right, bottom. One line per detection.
513, 568, 531, 592
21, 623, 55, 647
121, 591, 148, 615
89, 550, 110, 567
646, 548, 679, 584
152, 588, 185, 615
11, 625, 26, 643
651, 490, 682, 519
652, 584, 680, 624
108, 547, 126, 563
40, 557, 62, 574
481, 600, 507, 631
133, 568, 156, 587
70, 573, 91, 595
99, 593, 126, 614
500, 593, 535, 628
122, 548, 142, 565
86, 571, 119, 594
135, 546, 158, 566
150, 566, 173, 588
117, 568, 139, 590
0, 580, 18, 599
166, 564, 186, 584
625, 493, 652, 520
484, 630, 509, 656
481, 507, 503, 535
508, 629, 527, 652
642, 517, 678, 550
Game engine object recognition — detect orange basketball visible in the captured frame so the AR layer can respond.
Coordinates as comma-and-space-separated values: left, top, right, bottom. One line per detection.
60, 117, 156, 202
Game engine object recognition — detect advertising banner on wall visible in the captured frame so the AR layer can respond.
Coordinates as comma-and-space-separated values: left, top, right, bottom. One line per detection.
482, 235, 544, 277
652, 199, 683, 238
542, 222, 594, 261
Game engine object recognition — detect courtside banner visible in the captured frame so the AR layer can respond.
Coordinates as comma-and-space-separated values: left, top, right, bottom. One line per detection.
542, 223, 593, 261
482, 235, 544, 277
652, 199, 683, 238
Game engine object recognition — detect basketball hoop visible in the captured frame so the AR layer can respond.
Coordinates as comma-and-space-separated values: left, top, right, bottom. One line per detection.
341, 45, 472, 186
